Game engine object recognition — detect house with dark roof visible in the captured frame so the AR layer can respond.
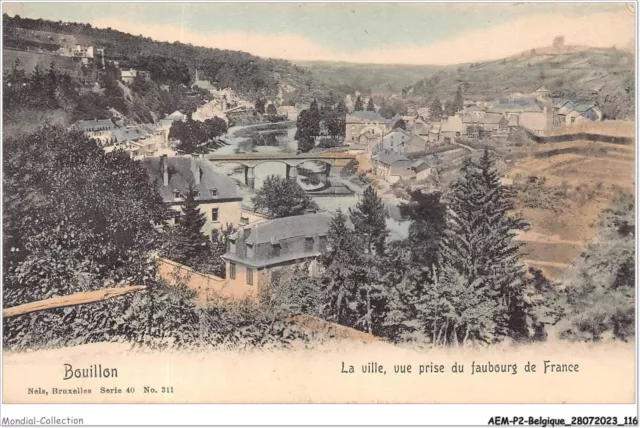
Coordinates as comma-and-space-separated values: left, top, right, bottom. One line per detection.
346, 111, 394, 147
73, 118, 116, 145
222, 213, 332, 293
372, 152, 413, 184
381, 128, 411, 153
142, 155, 243, 236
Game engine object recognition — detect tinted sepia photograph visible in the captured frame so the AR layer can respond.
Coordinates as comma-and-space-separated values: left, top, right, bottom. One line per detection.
1, 1, 636, 409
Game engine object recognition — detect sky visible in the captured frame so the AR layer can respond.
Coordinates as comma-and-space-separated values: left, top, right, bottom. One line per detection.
3, 2, 636, 65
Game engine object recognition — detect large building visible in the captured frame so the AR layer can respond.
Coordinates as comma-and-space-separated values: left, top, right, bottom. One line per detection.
345, 111, 396, 148
142, 155, 243, 236
222, 213, 332, 293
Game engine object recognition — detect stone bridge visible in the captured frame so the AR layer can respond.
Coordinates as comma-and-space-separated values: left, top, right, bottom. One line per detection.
206, 152, 356, 188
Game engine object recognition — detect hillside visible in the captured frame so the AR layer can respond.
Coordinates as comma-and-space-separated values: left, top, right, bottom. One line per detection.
406, 45, 635, 120
296, 60, 453, 97
2, 14, 333, 104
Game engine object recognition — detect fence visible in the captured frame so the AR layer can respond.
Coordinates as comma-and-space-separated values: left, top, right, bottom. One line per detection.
156, 258, 254, 304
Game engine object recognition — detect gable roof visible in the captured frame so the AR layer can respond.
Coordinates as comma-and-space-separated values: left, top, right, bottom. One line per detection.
240, 213, 332, 246
373, 152, 410, 166
166, 110, 187, 120
482, 113, 504, 125
383, 128, 411, 139
75, 118, 115, 132
507, 115, 519, 127
141, 156, 241, 203
348, 111, 389, 123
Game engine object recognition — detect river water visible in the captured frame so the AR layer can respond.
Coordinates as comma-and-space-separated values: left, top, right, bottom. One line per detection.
210, 123, 409, 240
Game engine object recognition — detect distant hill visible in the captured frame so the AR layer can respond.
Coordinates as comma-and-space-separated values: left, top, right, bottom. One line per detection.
2, 14, 332, 104
406, 45, 634, 120
295, 60, 454, 97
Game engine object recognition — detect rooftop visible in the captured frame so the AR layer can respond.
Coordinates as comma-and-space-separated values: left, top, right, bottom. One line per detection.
347, 111, 389, 123
141, 156, 241, 203
75, 118, 115, 132
236, 213, 332, 246
373, 152, 410, 166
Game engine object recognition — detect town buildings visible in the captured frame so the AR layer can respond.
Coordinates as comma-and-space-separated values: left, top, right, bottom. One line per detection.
222, 213, 332, 293
372, 152, 415, 184
142, 155, 243, 237
380, 128, 411, 153
345, 111, 396, 149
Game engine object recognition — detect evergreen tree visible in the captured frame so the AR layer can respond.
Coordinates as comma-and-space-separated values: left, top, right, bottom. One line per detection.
454, 86, 464, 113
45, 62, 58, 109
169, 185, 209, 264
429, 98, 443, 121
398, 190, 447, 271
318, 209, 365, 326
254, 98, 266, 114
439, 150, 530, 344
349, 186, 388, 255
354, 95, 364, 111
366, 97, 376, 112
348, 186, 389, 334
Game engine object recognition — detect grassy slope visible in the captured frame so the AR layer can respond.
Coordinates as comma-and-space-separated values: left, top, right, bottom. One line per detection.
505, 134, 635, 280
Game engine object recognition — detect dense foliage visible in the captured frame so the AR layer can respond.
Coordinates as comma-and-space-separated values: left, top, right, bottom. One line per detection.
555, 194, 635, 342
251, 175, 318, 218
169, 117, 228, 154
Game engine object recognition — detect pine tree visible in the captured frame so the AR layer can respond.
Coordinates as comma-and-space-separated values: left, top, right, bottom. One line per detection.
354, 96, 364, 111
169, 185, 209, 265
429, 98, 443, 121
439, 150, 530, 344
366, 98, 376, 112
349, 186, 388, 255
454, 86, 464, 113
318, 209, 364, 326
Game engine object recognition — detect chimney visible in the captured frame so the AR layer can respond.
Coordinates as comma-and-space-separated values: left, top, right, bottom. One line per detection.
160, 155, 169, 187
190, 155, 201, 186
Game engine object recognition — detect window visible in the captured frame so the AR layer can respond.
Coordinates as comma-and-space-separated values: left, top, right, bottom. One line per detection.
229, 262, 236, 280
210, 188, 218, 197
246, 244, 254, 259
173, 189, 181, 199
272, 243, 281, 257
246, 268, 253, 285
193, 189, 200, 198
229, 239, 236, 254
305, 237, 314, 253
571, 117, 576, 123
211, 208, 219, 222
240, 217, 249, 226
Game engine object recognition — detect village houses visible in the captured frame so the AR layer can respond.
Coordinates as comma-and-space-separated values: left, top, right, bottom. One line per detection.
222, 213, 332, 294
142, 155, 243, 237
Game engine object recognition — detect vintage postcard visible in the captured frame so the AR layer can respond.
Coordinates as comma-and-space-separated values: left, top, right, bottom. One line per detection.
1, 0, 637, 419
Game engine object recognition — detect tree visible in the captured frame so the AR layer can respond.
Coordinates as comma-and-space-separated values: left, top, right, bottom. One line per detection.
453, 86, 464, 113
3, 126, 168, 308
251, 175, 317, 218
294, 100, 321, 150
255, 98, 266, 114
266, 103, 277, 116
393, 119, 407, 130
354, 95, 364, 111
166, 185, 209, 265
318, 209, 365, 326
366, 97, 376, 112
439, 150, 531, 344
429, 98, 443, 121
398, 190, 447, 271
443, 100, 455, 117
553, 35, 565, 49
349, 186, 388, 255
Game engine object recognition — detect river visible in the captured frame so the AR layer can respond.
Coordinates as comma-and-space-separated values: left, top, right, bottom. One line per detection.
210, 122, 409, 240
